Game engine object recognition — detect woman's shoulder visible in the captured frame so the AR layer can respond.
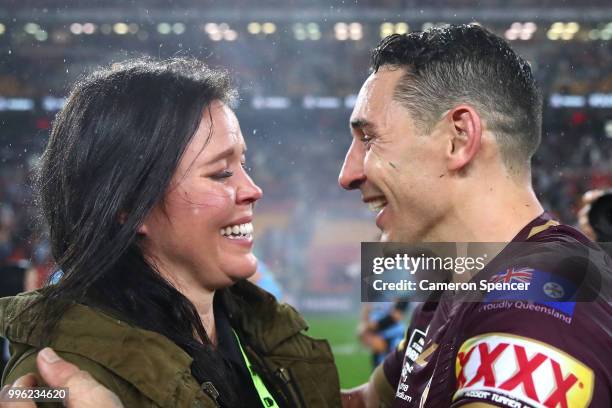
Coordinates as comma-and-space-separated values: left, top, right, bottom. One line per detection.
0, 291, 204, 408
2, 343, 146, 408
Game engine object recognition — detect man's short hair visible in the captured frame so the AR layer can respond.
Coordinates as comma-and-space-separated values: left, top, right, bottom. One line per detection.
371, 24, 542, 170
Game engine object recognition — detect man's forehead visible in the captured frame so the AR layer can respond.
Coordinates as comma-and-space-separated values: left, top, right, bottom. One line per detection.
350, 68, 406, 128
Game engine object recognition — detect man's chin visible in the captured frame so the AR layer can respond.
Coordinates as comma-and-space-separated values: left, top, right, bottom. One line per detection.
380, 229, 418, 243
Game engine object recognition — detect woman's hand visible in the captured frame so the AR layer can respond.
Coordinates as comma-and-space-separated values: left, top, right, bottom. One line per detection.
0, 348, 123, 408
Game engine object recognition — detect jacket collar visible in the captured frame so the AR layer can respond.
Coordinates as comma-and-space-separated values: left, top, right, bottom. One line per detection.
223, 280, 308, 353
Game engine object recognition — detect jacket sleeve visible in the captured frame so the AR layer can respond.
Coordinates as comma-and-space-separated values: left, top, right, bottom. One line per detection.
2, 342, 154, 408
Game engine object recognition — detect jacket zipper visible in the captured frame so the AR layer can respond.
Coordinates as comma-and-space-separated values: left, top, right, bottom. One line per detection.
275, 367, 307, 408
201, 381, 221, 408
244, 344, 301, 408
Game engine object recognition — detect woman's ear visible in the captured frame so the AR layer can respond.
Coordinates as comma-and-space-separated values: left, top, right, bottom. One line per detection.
119, 211, 149, 235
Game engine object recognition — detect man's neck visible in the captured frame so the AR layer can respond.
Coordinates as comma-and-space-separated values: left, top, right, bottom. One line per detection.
431, 180, 544, 243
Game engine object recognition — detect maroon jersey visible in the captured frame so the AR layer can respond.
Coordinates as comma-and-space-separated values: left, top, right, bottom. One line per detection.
380, 213, 612, 408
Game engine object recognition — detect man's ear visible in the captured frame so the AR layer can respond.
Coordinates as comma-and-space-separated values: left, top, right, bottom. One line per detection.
445, 105, 482, 172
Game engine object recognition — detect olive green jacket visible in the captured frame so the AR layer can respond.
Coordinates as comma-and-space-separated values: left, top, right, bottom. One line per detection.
0, 281, 341, 407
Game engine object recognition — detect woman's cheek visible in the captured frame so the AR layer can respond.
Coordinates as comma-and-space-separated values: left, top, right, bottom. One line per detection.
172, 183, 235, 210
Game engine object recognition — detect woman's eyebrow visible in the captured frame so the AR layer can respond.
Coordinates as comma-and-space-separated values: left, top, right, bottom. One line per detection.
204, 146, 235, 165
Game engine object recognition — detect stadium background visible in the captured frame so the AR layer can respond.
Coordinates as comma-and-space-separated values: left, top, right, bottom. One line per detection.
0, 0, 611, 387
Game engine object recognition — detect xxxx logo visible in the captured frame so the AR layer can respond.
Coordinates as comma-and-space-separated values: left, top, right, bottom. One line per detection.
454, 333, 594, 408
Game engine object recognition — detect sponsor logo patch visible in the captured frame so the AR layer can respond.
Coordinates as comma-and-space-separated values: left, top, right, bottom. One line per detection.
454, 333, 594, 408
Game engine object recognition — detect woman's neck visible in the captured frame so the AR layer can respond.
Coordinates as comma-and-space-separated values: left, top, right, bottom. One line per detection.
152, 261, 218, 345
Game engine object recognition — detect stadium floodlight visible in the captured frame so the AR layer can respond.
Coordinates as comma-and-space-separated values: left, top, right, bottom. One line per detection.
305, 22, 321, 40
567, 22, 579, 33
335, 23, 348, 41
349, 22, 363, 40
505, 29, 518, 41
380, 22, 409, 38
157, 23, 171, 35
0, 24, 5, 35
247, 22, 261, 34
204, 23, 219, 34
506, 22, 537, 41
210, 32, 223, 41
224, 30, 238, 41
128, 23, 139, 34
524, 22, 537, 32
547, 22, 580, 41
380, 22, 394, 38
172, 23, 186, 35
70, 23, 83, 35
82, 23, 95, 35
24, 23, 40, 35
113, 23, 129, 35
34, 31, 48, 41
588, 29, 600, 40
294, 23, 320, 40
395, 22, 408, 35
605, 121, 612, 138
293, 23, 306, 41
262, 23, 276, 34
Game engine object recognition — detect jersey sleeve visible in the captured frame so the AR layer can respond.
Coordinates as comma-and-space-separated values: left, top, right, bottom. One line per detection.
450, 299, 612, 408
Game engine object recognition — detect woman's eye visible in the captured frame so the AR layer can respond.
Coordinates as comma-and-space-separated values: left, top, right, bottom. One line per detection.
210, 170, 234, 180
241, 162, 251, 172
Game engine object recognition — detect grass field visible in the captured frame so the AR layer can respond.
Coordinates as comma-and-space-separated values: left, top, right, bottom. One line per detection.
304, 314, 373, 389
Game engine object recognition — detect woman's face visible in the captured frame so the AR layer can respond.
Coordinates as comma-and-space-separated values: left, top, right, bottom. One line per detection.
140, 101, 263, 291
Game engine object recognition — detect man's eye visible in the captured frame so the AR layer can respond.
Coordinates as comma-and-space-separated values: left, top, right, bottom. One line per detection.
360, 135, 374, 147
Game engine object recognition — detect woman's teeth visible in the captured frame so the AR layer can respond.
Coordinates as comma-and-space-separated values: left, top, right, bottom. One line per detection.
368, 199, 387, 213
220, 222, 253, 238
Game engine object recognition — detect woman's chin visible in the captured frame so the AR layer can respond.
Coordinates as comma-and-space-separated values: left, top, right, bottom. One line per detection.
223, 255, 259, 281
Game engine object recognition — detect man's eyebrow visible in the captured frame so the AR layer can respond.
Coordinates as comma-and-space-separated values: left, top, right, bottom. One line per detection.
350, 118, 376, 132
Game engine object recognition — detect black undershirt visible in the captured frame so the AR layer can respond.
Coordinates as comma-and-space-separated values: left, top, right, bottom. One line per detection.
214, 303, 263, 407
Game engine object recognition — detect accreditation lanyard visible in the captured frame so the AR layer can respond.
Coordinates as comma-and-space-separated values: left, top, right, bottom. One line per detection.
232, 329, 279, 408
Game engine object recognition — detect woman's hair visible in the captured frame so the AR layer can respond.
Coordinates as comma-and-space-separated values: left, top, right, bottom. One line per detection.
31, 57, 239, 406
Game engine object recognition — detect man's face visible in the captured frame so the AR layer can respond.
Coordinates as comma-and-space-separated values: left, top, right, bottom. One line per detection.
339, 67, 449, 242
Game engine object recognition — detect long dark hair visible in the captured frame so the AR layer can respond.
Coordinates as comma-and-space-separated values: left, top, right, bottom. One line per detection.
30, 57, 239, 406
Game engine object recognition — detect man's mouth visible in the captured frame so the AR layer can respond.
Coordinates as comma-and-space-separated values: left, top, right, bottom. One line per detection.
367, 197, 387, 213
219, 222, 253, 239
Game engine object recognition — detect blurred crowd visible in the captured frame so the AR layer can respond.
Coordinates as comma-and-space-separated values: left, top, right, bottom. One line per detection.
0, 19, 611, 296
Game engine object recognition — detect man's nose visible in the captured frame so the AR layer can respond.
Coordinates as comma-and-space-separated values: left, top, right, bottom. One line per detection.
338, 141, 366, 190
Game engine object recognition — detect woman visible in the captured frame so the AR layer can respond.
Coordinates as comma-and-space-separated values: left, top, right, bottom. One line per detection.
0, 58, 341, 407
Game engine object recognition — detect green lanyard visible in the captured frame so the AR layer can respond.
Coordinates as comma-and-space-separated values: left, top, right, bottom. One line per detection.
232, 329, 279, 408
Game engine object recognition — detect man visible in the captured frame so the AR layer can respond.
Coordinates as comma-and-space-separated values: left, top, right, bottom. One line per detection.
339, 24, 611, 407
